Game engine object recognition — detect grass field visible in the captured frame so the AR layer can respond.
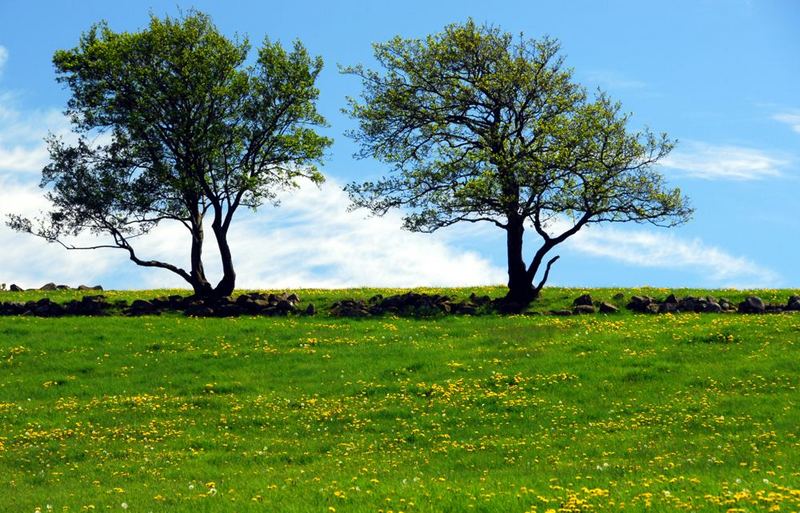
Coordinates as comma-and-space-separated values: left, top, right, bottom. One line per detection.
1, 287, 799, 512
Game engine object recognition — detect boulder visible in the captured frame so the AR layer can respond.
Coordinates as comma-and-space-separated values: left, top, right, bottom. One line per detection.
738, 296, 765, 314
211, 303, 242, 318
276, 299, 296, 313
626, 296, 654, 313
703, 301, 723, 313
0, 302, 25, 315
572, 294, 594, 307
131, 299, 155, 310
9, 284, 23, 292
305, 303, 316, 315
678, 296, 704, 313
549, 309, 573, 316
32, 298, 64, 317
39, 283, 57, 291
612, 292, 625, 301
65, 295, 110, 316
573, 304, 596, 315
452, 303, 477, 315
126, 299, 159, 316
469, 293, 492, 306
658, 302, 678, 314
330, 299, 371, 317
663, 293, 678, 305
719, 298, 735, 312
598, 302, 619, 314
184, 305, 215, 317
786, 295, 800, 311
765, 304, 785, 314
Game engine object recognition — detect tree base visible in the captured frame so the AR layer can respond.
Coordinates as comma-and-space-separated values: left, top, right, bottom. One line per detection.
498, 287, 539, 313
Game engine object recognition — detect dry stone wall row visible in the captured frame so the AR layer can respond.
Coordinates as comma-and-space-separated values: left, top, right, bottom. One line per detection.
0, 287, 798, 317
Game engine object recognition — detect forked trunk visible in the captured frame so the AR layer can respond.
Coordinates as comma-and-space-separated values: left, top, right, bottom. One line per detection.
211, 223, 236, 299
187, 213, 213, 296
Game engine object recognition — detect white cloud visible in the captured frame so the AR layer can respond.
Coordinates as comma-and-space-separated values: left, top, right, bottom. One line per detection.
0, 174, 781, 291
0, 92, 71, 173
585, 70, 647, 90
0, 87, 506, 290
561, 223, 779, 288
0, 176, 117, 288
772, 111, 800, 134
225, 182, 506, 288
0, 90, 782, 292
0, 176, 507, 290
0, 46, 7, 77
661, 142, 787, 180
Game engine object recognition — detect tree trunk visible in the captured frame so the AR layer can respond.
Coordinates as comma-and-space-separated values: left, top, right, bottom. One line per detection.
504, 221, 536, 306
188, 213, 213, 298
211, 223, 236, 298
526, 243, 559, 299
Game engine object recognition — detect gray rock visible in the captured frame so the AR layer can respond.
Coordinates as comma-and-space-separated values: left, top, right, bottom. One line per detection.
626, 295, 654, 312
598, 302, 619, 314
184, 305, 214, 317
738, 296, 765, 314
658, 302, 678, 314
573, 304, 596, 315
572, 294, 594, 307
678, 296, 704, 313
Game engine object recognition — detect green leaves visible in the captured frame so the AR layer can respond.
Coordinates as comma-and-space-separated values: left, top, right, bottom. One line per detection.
343, 20, 692, 299
13, 10, 331, 293
344, 19, 691, 233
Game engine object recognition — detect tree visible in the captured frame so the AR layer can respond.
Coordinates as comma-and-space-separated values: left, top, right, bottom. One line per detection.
9, 11, 331, 298
342, 20, 692, 308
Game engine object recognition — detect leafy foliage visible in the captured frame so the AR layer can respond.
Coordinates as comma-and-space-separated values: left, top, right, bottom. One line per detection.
343, 20, 692, 303
10, 11, 331, 296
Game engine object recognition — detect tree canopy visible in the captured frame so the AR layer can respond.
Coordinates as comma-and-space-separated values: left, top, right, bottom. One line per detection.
10, 10, 331, 297
343, 20, 692, 307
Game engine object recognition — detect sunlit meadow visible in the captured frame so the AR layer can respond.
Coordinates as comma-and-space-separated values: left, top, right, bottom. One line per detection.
1, 287, 799, 512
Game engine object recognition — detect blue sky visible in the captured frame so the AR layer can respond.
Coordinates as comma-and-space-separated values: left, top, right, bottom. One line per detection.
0, 0, 798, 290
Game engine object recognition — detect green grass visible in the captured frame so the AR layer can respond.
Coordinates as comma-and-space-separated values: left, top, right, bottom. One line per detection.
1, 287, 799, 512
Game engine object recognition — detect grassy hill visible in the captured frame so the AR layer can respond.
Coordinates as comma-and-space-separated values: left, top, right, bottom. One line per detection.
1, 287, 799, 512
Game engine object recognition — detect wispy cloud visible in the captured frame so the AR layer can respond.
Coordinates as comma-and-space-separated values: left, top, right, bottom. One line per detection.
772, 110, 800, 134
0, 173, 781, 290
0, 176, 507, 289
661, 141, 787, 180
0, 80, 784, 291
0, 176, 117, 287
562, 223, 779, 288
0, 87, 506, 289
0, 46, 8, 77
0, 92, 71, 173
585, 70, 647, 90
